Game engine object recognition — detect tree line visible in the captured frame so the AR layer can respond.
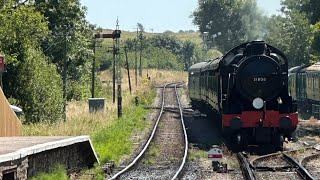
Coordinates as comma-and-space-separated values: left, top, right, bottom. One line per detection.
192, 0, 320, 66
0, 1, 211, 123
2, 0, 317, 123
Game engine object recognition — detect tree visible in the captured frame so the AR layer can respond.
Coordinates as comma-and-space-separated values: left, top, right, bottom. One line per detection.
192, 0, 266, 52
32, 0, 95, 100
0, 0, 65, 122
281, 0, 320, 62
180, 40, 196, 70
282, 0, 320, 24
264, 12, 311, 66
17, 49, 63, 123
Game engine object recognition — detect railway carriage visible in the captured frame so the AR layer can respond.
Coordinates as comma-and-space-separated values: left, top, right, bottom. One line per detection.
289, 62, 320, 119
189, 41, 298, 150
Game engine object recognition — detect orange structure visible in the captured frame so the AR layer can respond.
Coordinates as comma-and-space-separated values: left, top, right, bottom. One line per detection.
0, 88, 22, 136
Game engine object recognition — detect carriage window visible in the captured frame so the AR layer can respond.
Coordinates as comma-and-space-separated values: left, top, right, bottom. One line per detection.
313, 74, 315, 89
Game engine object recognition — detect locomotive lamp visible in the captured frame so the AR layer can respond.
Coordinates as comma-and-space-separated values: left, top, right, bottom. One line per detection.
252, 97, 264, 109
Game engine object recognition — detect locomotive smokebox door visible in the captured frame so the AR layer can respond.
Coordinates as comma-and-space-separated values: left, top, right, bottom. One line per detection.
0, 55, 5, 73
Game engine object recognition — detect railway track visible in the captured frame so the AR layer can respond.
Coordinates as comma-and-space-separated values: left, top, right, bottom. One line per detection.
110, 82, 188, 179
249, 148, 316, 180
301, 151, 320, 179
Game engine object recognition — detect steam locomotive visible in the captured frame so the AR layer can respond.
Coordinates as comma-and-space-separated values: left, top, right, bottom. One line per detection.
188, 41, 298, 150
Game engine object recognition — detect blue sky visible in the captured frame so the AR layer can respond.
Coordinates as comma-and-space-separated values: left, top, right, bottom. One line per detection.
80, 0, 281, 33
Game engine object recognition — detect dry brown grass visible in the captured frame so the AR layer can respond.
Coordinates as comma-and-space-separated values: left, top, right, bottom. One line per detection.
23, 69, 188, 136
299, 116, 320, 128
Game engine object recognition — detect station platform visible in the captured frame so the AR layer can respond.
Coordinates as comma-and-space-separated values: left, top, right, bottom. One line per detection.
0, 136, 98, 179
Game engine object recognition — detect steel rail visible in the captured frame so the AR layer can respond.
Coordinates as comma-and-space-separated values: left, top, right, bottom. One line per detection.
171, 82, 189, 179
251, 148, 316, 180
282, 152, 316, 180
251, 147, 314, 166
110, 82, 186, 179
301, 152, 320, 166
110, 83, 170, 179
237, 153, 256, 180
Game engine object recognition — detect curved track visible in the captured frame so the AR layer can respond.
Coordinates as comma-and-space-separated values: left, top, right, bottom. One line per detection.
110, 82, 188, 180
301, 152, 320, 179
251, 148, 315, 180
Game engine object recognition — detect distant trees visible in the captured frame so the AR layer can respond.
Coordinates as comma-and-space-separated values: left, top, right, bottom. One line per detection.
123, 33, 203, 71
281, 0, 320, 62
263, 11, 311, 66
263, 0, 320, 66
192, 0, 320, 66
192, 0, 266, 53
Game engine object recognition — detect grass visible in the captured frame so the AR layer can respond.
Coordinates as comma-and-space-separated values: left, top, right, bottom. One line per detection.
143, 143, 160, 164
188, 149, 207, 161
30, 165, 68, 180
92, 103, 151, 164
23, 68, 188, 178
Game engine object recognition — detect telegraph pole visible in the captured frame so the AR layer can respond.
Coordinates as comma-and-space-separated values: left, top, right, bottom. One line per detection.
115, 19, 122, 118
63, 28, 68, 121
202, 32, 208, 60
113, 44, 116, 104
125, 47, 132, 94
135, 28, 138, 87
139, 29, 143, 77
91, 40, 96, 98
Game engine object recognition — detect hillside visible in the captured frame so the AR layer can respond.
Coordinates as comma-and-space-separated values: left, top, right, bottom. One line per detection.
101, 29, 202, 46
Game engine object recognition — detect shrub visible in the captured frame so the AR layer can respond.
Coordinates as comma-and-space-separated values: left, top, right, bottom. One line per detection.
17, 49, 64, 123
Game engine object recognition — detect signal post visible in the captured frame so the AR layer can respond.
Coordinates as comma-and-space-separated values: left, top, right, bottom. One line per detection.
94, 21, 122, 118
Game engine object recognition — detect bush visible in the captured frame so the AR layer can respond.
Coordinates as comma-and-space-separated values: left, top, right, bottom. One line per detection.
17, 49, 64, 123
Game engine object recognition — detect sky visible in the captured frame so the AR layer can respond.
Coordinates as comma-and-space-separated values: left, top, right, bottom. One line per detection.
80, 0, 281, 33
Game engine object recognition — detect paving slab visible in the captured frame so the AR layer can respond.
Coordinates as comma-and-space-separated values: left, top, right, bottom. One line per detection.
0, 136, 98, 163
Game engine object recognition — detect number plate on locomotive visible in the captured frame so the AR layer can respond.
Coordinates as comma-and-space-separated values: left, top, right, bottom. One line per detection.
253, 77, 267, 82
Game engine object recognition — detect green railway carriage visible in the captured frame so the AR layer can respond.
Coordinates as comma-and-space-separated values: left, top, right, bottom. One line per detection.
200, 58, 221, 111
288, 62, 320, 118
188, 62, 207, 108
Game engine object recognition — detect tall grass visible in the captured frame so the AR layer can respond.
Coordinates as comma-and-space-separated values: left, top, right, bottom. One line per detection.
23, 69, 187, 157
92, 104, 150, 164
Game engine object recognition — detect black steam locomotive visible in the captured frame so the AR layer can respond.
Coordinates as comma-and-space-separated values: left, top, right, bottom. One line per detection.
188, 41, 298, 150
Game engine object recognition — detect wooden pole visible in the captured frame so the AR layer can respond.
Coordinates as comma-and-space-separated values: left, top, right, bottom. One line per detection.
113, 44, 116, 104
91, 41, 96, 98
125, 48, 132, 94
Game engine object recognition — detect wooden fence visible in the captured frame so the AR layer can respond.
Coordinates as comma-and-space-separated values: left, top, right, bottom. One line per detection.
0, 88, 22, 136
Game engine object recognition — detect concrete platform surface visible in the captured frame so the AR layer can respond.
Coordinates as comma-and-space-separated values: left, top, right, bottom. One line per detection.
0, 136, 98, 163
